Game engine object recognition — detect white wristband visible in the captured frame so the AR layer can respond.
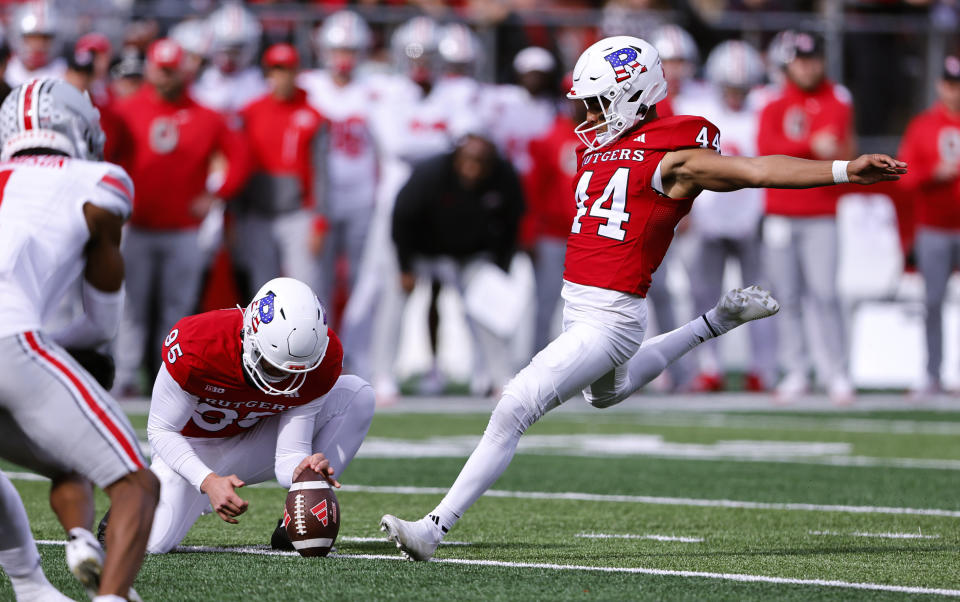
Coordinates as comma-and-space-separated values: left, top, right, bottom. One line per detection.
832, 160, 850, 184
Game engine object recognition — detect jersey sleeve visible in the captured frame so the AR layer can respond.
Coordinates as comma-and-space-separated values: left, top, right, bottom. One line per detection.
667, 117, 722, 153
161, 316, 199, 392
90, 163, 135, 220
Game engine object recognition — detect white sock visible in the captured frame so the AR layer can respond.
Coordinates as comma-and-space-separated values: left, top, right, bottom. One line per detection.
0, 471, 43, 578
428, 395, 530, 533
627, 319, 715, 390
93, 596, 127, 602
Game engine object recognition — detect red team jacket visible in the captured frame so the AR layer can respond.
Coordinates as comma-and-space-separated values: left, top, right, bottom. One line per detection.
563, 115, 721, 297
898, 102, 960, 231
162, 309, 343, 438
239, 88, 325, 210
114, 85, 250, 230
521, 115, 580, 245
757, 79, 853, 217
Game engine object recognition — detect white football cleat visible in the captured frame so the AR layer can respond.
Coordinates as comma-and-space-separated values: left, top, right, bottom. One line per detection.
775, 371, 808, 403
706, 285, 780, 335
829, 375, 855, 406
380, 515, 442, 562
66, 528, 142, 602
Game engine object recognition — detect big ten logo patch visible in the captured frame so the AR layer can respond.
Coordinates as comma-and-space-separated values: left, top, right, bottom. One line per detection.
149, 116, 179, 154
938, 127, 960, 164
603, 47, 647, 83
330, 116, 369, 156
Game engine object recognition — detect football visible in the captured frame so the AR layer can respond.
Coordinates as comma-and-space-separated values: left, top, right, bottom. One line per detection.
283, 467, 340, 557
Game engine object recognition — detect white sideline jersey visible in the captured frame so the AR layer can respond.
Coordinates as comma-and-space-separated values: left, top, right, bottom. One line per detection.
481, 84, 555, 176
298, 70, 378, 219
674, 90, 763, 239
192, 66, 267, 117
4, 56, 66, 88
0, 156, 133, 339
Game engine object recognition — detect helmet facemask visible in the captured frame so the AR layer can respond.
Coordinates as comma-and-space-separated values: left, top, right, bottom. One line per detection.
241, 331, 317, 396
572, 80, 663, 151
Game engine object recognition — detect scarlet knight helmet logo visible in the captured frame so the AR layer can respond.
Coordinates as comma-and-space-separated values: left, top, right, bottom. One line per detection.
603, 47, 647, 83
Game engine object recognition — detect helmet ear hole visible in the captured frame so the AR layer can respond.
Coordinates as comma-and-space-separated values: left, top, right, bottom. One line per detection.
628, 89, 643, 103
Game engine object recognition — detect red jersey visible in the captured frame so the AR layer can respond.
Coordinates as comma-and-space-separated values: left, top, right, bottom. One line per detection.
162, 309, 343, 439
114, 85, 249, 230
898, 102, 960, 230
757, 79, 853, 217
239, 88, 325, 210
563, 115, 721, 297
521, 115, 580, 244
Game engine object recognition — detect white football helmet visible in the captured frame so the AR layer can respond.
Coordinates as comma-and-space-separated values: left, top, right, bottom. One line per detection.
169, 18, 212, 59
391, 16, 441, 83
316, 10, 371, 52
241, 278, 330, 396
650, 24, 699, 64
207, 1, 262, 73
567, 36, 667, 151
0, 78, 105, 161
438, 23, 479, 66
705, 40, 765, 90
10, 0, 60, 69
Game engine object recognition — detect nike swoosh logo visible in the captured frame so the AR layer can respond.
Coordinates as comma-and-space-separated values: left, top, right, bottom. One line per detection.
588, 76, 601, 80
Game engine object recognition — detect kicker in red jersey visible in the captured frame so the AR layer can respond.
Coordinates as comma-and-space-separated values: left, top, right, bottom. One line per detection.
563, 114, 721, 297
162, 308, 343, 438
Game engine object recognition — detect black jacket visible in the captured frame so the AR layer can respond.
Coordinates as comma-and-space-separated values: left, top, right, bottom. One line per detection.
392, 151, 525, 273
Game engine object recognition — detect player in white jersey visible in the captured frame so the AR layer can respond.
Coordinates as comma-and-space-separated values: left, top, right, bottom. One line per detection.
354, 15, 462, 399
0, 79, 159, 601
674, 40, 777, 391
191, 2, 267, 117
482, 46, 558, 178
4, 1, 66, 88
299, 11, 379, 368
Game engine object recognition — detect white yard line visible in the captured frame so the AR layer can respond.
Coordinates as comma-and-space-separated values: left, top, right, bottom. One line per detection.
576, 533, 704, 543
340, 536, 472, 546
39, 540, 956, 597
809, 530, 942, 540
12, 472, 960, 518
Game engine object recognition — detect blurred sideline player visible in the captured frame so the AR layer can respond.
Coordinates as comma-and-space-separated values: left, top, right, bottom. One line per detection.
646, 23, 704, 390
235, 43, 323, 297
484, 46, 559, 186
5, 1, 66, 87
675, 40, 777, 391
112, 39, 250, 397
522, 89, 582, 352
757, 32, 856, 402
898, 56, 960, 396
357, 15, 455, 400
100, 277, 374, 554
380, 35, 906, 561
298, 10, 379, 360
0, 78, 160, 600
650, 24, 705, 117
192, 1, 266, 118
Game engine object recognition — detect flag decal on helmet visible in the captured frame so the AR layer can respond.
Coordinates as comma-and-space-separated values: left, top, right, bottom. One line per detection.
258, 292, 276, 324
603, 47, 646, 83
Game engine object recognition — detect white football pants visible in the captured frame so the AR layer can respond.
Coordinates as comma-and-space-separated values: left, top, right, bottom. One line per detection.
147, 375, 374, 553
430, 281, 714, 529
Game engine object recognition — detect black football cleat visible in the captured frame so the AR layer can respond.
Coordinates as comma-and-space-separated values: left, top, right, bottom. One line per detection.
271, 517, 294, 551
96, 508, 110, 550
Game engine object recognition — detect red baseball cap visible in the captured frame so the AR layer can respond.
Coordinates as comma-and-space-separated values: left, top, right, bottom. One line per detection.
263, 43, 299, 70
147, 38, 184, 69
76, 33, 111, 56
